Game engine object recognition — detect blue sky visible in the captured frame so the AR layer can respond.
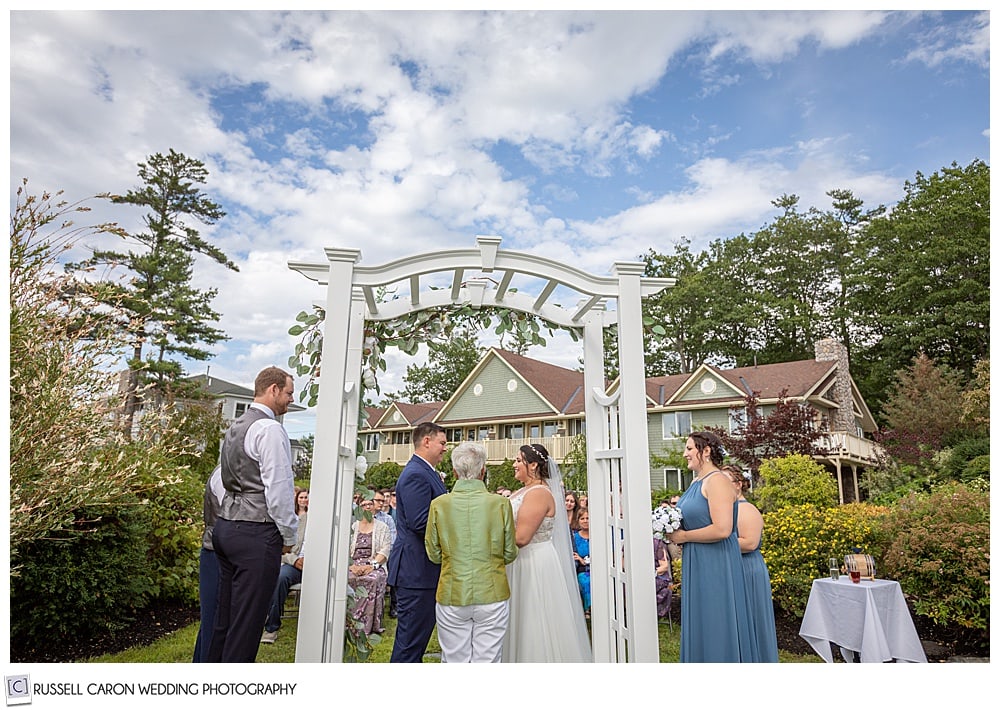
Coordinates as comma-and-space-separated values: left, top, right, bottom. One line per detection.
8, 8, 991, 443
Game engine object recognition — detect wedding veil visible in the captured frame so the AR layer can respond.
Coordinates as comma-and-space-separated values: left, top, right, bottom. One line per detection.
545, 456, 594, 656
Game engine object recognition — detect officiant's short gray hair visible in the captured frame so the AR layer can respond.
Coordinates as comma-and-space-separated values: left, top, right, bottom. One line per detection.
451, 441, 487, 480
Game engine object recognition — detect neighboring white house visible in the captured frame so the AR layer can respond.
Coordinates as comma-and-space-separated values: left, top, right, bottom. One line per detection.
184, 373, 308, 463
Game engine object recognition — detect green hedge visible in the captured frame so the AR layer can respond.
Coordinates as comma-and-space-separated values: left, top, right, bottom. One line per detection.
10, 506, 155, 645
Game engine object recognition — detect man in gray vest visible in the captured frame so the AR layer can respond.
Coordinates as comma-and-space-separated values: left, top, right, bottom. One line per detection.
207, 366, 299, 662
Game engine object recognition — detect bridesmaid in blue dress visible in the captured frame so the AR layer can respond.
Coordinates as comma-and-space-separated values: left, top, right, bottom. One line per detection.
725, 464, 779, 662
671, 431, 757, 662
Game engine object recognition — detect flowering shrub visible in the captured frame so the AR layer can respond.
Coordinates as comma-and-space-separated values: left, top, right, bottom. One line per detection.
875, 483, 989, 631
761, 503, 888, 617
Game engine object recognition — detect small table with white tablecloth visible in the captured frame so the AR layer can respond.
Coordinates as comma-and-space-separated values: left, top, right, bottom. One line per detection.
798, 576, 927, 663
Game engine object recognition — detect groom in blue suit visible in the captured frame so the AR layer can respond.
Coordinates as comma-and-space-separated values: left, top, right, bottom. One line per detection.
388, 421, 449, 662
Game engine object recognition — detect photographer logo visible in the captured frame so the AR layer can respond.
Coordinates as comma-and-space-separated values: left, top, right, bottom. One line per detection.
5, 675, 31, 706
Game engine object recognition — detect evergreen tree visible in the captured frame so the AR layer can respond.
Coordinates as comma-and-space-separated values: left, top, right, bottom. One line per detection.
857, 160, 989, 409
68, 150, 237, 432
876, 353, 966, 463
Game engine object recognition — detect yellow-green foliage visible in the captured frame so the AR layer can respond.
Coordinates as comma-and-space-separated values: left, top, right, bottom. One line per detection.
762, 503, 888, 617
876, 483, 989, 630
754, 454, 839, 513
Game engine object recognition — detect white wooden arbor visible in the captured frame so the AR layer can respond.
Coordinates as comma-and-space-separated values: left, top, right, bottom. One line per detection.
288, 236, 673, 662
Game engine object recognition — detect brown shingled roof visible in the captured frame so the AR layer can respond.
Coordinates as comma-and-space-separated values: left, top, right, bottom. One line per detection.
391, 400, 445, 426
714, 360, 836, 401
644, 373, 689, 406
492, 349, 588, 414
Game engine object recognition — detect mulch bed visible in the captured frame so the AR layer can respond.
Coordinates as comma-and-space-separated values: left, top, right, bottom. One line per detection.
9, 602, 201, 664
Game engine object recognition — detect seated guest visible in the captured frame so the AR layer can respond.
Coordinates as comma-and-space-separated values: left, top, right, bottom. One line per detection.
564, 490, 581, 532
572, 509, 592, 619
653, 534, 673, 621
348, 497, 392, 635
260, 488, 309, 644
373, 489, 397, 546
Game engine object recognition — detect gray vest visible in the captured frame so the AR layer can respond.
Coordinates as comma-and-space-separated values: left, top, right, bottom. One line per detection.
219, 407, 273, 523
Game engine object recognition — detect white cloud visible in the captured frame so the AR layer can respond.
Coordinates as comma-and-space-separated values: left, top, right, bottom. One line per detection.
10, 9, 986, 439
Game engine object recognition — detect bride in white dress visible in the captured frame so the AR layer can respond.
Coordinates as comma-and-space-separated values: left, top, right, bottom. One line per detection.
502, 443, 592, 662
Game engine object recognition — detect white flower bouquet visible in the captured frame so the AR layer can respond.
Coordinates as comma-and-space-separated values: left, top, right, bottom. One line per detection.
652, 505, 683, 541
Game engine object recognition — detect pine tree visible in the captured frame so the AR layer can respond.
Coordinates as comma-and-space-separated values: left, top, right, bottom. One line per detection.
68, 150, 237, 433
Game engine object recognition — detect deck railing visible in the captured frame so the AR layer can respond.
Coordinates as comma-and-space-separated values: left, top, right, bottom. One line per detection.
816, 432, 882, 464
378, 435, 576, 465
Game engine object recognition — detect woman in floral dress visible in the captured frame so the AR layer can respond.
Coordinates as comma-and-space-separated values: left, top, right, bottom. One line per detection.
348, 498, 392, 635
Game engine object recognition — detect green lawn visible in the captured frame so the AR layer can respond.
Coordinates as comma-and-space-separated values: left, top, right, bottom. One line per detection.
86, 610, 819, 663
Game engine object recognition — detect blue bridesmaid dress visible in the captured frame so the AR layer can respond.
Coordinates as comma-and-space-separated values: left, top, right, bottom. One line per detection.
677, 471, 757, 662
738, 500, 779, 662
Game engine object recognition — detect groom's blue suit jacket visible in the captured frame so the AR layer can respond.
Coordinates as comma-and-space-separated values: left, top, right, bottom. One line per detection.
387, 454, 447, 589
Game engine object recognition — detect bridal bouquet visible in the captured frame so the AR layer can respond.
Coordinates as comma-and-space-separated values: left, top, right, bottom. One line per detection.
652, 505, 683, 541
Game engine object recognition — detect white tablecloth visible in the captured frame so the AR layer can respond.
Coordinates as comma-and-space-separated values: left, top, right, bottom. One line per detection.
798, 577, 927, 663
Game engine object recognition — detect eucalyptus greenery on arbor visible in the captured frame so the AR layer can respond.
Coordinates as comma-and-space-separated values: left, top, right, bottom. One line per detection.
287, 302, 578, 408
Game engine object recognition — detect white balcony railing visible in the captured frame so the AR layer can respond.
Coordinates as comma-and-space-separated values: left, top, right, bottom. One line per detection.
816, 432, 882, 464
378, 435, 576, 465
376, 431, 881, 467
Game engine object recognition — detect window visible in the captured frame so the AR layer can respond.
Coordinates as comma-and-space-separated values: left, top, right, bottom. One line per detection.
730, 406, 763, 433
542, 421, 558, 437
653, 468, 692, 491
478, 426, 490, 440
504, 424, 524, 439
529, 423, 541, 438
445, 428, 464, 442
365, 433, 380, 451
661, 411, 692, 439
234, 402, 248, 418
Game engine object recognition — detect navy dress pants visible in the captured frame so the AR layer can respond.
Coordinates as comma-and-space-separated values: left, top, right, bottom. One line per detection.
207, 519, 282, 662
390, 587, 438, 663
193, 547, 219, 662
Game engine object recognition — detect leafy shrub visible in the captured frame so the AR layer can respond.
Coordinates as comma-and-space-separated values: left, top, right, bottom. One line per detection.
362, 461, 402, 490
961, 455, 989, 483
487, 459, 517, 492
762, 503, 887, 617
876, 483, 990, 632
10, 506, 155, 648
650, 487, 681, 507
130, 449, 203, 604
754, 454, 839, 513
944, 436, 989, 480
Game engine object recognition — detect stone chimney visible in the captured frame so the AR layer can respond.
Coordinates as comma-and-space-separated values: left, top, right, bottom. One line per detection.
814, 339, 855, 432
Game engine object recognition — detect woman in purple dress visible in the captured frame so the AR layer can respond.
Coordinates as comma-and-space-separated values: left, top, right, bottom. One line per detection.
348, 498, 392, 635
653, 536, 673, 619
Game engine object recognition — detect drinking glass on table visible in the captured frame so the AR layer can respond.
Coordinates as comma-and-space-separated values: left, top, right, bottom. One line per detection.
828, 558, 840, 580
847, 557, 861, 583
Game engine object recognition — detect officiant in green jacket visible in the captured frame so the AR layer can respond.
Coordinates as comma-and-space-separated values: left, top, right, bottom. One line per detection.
425, 441, 517, 662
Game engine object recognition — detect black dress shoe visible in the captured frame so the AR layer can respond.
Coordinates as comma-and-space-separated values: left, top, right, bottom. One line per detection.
389, 609, 397, 618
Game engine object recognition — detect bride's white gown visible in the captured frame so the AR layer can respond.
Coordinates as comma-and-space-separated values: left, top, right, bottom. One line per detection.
502, 485, 592, 662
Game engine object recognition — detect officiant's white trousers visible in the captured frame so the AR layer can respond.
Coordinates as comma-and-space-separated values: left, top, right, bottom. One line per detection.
435, 600, 509, 663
